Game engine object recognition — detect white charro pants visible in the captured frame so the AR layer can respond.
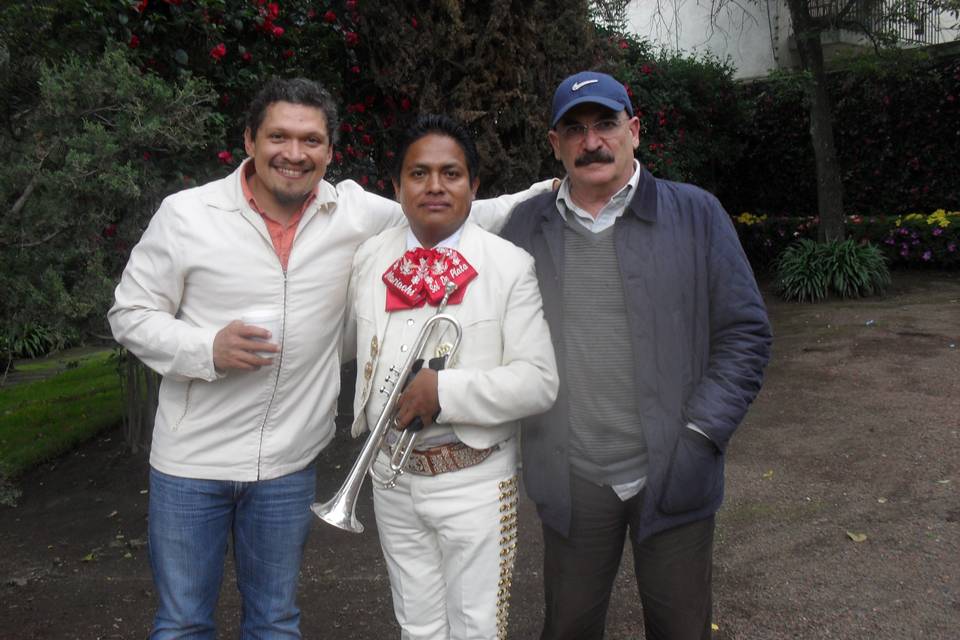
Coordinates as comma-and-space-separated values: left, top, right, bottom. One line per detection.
372, 439, 520, 640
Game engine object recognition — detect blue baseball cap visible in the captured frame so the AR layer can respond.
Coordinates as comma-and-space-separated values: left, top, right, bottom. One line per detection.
551, 71, 633, 127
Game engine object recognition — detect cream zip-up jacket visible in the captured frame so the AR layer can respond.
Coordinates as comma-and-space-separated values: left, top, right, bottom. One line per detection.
109, 162, 552, 481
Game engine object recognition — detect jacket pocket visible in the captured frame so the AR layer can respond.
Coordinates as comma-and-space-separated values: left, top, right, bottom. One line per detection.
171, 380, 194, 431
657, 427, 722, 515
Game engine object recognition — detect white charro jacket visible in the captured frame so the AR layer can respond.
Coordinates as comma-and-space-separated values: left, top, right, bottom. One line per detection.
108, 161, 552, 481
348, 222, 559, 450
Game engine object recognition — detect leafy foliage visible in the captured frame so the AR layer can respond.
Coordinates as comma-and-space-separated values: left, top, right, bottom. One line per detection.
733, 209, 960, 271
727, 50, 960, 218
774, 238, 891, 302
0, 47, 223, 363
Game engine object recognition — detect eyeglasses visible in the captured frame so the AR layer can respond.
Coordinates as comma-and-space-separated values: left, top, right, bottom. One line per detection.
556, 118, 626, 142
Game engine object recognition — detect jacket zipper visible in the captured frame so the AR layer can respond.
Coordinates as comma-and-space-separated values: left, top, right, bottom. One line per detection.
255, 267, 287, 480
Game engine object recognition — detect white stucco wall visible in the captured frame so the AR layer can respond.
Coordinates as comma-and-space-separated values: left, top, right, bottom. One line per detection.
626, 0, 783, 79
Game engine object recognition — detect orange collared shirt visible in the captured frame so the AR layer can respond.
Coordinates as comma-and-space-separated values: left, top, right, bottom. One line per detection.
241, 163, 317, 271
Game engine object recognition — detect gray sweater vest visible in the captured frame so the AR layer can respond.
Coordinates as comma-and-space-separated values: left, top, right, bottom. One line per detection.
562, 220, 648, 485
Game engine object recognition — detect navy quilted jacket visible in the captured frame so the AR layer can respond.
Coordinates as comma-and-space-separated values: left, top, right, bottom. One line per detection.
501, 167, 772, 541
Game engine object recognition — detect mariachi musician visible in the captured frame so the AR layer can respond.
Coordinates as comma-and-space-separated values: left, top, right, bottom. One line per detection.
345, 114, 558, 639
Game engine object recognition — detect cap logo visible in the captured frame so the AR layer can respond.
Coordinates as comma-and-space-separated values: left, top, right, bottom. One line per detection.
571, 79, 599, 91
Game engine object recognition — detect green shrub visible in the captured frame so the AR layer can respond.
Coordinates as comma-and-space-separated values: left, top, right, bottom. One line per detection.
726, 51, 960, 217
775, 239, 891, 302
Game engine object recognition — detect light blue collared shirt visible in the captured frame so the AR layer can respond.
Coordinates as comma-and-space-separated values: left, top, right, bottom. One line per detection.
555, 160, 641, 234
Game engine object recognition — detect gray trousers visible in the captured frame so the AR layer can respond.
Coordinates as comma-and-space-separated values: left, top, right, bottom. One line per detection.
540, 473, 714, 640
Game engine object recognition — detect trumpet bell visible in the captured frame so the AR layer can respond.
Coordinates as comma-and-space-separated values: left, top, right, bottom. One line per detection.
311, 494, 364, 533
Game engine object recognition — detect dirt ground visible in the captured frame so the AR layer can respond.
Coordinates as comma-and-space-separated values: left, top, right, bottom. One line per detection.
1, 270, 958, 640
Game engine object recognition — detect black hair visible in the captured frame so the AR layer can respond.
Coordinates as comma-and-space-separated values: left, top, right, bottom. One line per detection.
391, 114, 480, 183
245, 78, 340, 144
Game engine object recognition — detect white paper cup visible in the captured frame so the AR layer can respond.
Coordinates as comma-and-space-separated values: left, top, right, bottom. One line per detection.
240, 309, 282, 356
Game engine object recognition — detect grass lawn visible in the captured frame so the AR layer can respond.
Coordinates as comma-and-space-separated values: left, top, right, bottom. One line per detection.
0, 350, 122, 478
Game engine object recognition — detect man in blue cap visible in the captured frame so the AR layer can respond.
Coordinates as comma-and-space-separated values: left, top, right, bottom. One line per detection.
501, 71, 772, 638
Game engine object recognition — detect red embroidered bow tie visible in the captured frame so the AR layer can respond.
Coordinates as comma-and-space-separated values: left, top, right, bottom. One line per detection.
382, 247, 477, 311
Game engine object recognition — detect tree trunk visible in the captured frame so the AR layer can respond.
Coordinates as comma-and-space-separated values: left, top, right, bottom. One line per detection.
785, 0, 845, 242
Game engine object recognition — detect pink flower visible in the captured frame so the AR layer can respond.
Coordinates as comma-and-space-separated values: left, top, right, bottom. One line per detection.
933, 227, 943, 236
129, 34, 140, 49
344, 31, 359, 46
323, 10, 336, 23
619, 39, 628, 49
922, 250, 932, 261
210, 43, 227, 61
217, 150, 233, 164
376, 179, 386, 191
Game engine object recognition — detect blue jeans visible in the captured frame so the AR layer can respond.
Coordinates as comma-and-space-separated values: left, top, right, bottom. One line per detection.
148, 465, 316, 639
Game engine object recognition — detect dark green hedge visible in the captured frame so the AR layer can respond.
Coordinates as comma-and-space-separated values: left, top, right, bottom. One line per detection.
723, 50, 960, 218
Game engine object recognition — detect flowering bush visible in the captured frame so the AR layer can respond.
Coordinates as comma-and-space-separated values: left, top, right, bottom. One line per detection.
733, 209, 960, 271
611, 33, 748, 192
726, 51, 960, 218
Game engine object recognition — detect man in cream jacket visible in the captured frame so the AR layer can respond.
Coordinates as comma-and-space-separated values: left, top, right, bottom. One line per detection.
346, 114, 558, 640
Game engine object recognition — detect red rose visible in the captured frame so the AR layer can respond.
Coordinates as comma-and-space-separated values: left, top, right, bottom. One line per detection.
619, 39, 628, 49
267, 2, 279, 19
143, 151, 152, 161
128, 34, 140, 49
323, 10, 336, 23
210, 43, 227, 61
411, 17, 419, 29
217, 150, 233, 164
103, 224, 118, 238
340, 122, 353, 133
282, 49, 294, 59
271, 25, 285, 38
362, 134, 373, 145
376, 179, 386, 191
307, 9, 316, 19
400, 98, 411, 111
359, 175, 369, 186
353, 103, 365, 113
350, 65, 361, 74
346, 0, 358, 9
135, 0, 148, 13
344, 31, 359, 46
242, 51, 252, 62
334, 151, 344, 164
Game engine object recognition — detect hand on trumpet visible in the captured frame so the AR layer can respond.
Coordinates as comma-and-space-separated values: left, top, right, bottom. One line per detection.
394, 369, 440, 430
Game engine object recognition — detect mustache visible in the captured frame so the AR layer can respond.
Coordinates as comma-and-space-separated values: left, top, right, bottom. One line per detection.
574, 150, 615, 167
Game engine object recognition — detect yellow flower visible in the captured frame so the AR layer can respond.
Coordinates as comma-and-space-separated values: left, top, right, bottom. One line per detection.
736, 212, 767, 226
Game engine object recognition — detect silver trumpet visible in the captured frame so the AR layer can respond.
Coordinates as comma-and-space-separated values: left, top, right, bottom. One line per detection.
311, 282, 462, 533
